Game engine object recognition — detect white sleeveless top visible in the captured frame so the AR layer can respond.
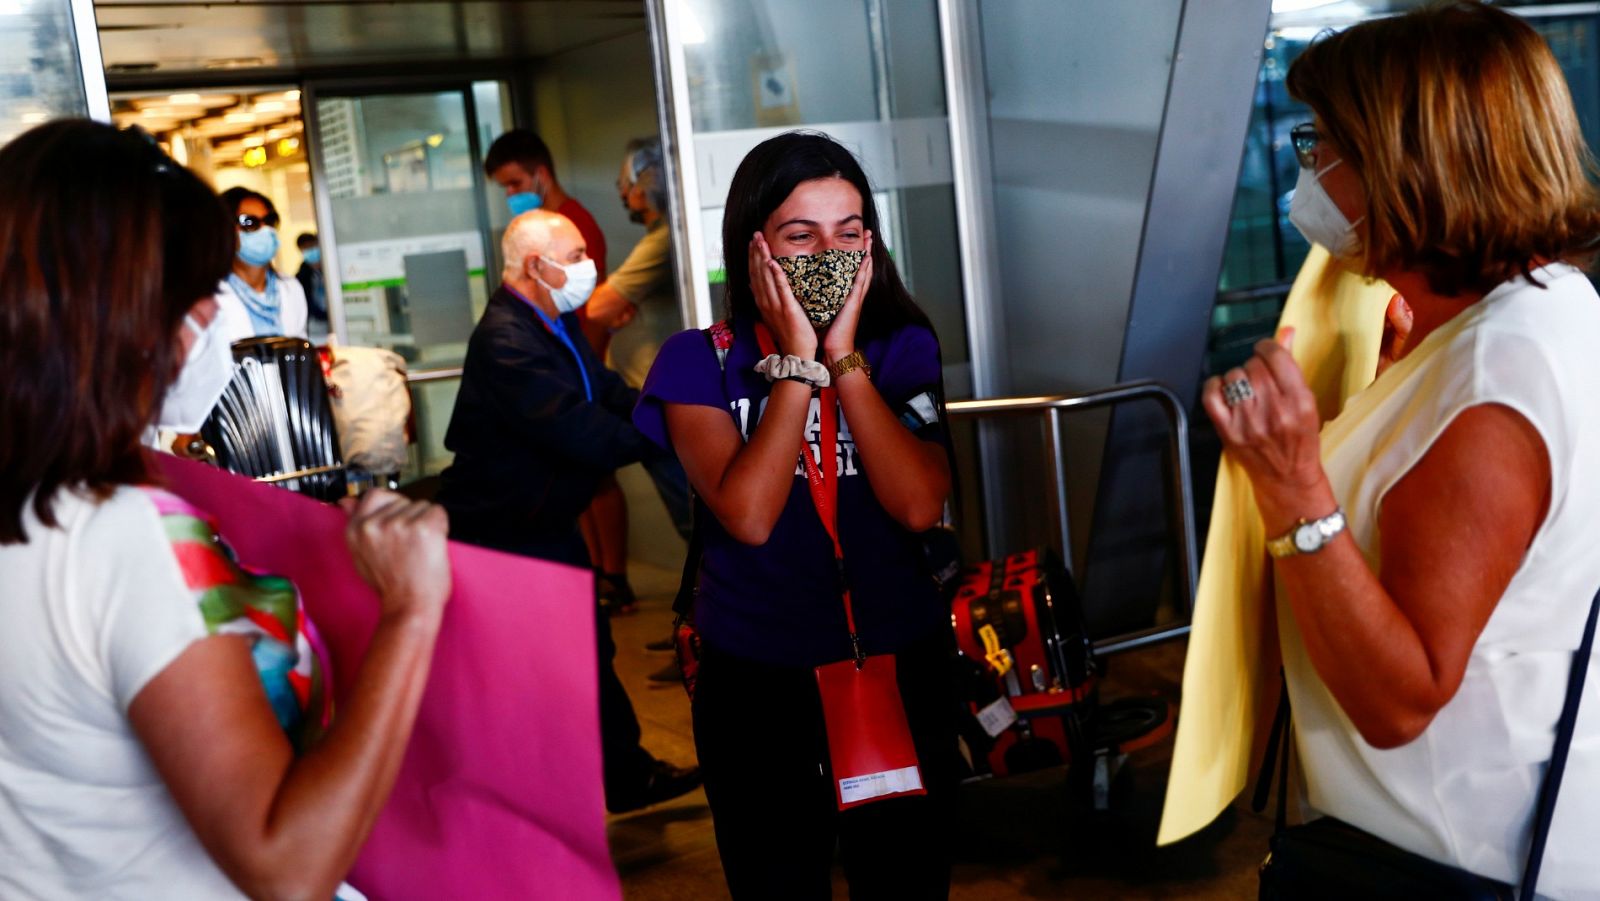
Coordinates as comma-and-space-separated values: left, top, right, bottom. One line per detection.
1279, 263, 1600, 899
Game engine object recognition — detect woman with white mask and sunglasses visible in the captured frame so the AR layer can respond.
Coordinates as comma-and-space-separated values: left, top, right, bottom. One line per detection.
1208, 4, 1600, 896
0, 120, 451, 899
214, 186, 309, 343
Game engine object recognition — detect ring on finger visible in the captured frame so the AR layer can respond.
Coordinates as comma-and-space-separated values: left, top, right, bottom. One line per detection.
1222, 377, 1254, 408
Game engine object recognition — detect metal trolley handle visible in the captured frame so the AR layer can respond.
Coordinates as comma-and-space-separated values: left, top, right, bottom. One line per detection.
946, 379, 1198, 656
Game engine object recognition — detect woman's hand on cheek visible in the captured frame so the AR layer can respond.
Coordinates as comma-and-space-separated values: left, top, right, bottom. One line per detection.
748, 231, 817, 359
823, 231, 872, 365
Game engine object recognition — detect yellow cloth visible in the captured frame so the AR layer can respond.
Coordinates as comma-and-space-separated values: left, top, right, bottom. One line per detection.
1156, 247, 1394, 845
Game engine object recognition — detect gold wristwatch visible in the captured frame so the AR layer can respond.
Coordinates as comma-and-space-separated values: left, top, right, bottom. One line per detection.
1266, 508, 1347, 558
827, 350, 870, 382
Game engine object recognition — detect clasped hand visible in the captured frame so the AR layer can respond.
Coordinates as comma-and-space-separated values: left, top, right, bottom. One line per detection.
1200, 330, 1330, 517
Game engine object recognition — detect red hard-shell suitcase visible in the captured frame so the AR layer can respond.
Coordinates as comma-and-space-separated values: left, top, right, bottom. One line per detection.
951, 548, 1096, 776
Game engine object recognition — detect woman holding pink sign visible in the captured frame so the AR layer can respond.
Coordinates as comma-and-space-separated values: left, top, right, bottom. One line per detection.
0, 120, 451, 900
635, 131, 958, 899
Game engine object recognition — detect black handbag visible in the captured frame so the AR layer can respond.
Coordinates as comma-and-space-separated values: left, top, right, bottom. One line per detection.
1258, 584, 1600, 901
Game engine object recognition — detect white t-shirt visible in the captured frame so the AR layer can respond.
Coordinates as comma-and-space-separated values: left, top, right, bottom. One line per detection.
1282, 263, 1600, 899
0, 486, 243, 899
215, 272, 309, 346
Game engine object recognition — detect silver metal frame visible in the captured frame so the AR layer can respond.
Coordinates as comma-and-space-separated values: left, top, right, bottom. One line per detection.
68, 0, 110, 121
946, 380, 1199, 656
300, 81, 349, 341
644, 0, 716, 330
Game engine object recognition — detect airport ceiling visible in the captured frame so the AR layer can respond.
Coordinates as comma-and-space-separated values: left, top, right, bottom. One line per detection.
95, 0, 646, 81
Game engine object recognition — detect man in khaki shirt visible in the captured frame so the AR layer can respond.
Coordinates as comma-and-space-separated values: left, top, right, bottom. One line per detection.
586, 138, 679, 389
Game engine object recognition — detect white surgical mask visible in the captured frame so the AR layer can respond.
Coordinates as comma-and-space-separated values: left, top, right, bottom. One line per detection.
157, 313, 237, 432
536, 257, 598, 314
1288, 159, 1365, 258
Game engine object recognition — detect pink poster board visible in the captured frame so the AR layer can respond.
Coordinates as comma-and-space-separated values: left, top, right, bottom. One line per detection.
154, 455, 620, 900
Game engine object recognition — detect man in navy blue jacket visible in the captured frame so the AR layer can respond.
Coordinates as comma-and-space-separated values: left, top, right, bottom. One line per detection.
438, 209, 699, 813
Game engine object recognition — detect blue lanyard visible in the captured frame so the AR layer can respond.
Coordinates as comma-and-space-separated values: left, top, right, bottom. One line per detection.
509, 287, 592, 402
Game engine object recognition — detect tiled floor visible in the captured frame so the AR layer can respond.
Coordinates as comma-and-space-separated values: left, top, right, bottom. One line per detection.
605, 564, 1271, 900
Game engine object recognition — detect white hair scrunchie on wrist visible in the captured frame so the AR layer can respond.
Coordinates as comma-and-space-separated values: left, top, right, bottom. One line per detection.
754, 353, 831, 388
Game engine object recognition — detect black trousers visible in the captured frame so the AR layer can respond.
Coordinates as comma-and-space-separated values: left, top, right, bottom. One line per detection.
450, 526, 654, 805
692, 627, 958, 901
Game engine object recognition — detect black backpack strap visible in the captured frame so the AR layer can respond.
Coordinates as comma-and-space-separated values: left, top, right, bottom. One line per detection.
1252, 669, 1293, 831
671, 497, 704, 620
672, 323, 738, 622
1519, 583, 1600, 900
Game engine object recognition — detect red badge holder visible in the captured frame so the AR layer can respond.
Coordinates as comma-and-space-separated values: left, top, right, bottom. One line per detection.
758, 326, 927, 810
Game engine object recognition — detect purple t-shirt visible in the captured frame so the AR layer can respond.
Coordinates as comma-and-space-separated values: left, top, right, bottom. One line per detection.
634, 316, 948, 668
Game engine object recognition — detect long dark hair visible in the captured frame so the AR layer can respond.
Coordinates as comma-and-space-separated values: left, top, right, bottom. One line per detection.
721, 131, 934, 342
0, 120, 233, 544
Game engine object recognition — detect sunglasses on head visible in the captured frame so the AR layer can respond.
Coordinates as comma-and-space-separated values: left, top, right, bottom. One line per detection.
237, 212, 278, 232
1290, 122, 1322, 170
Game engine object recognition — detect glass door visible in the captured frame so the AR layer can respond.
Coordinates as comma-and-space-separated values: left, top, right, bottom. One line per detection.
651, 0, 975, 395
1, 0, 108, 146
305, 80, 512, 478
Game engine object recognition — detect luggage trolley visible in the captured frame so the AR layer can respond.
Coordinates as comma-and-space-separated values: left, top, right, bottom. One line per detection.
945, 380, 1199, 807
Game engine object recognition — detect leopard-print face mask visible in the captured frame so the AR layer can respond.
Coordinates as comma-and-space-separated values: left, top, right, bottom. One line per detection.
773, 248, 867, 327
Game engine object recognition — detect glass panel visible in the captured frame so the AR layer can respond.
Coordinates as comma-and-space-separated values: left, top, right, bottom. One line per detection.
976, 0, 1183, 396
0, 0, 90, 146
312, 88, 500, 479
672, 0, 972, 392
1211, 6, 1600, 378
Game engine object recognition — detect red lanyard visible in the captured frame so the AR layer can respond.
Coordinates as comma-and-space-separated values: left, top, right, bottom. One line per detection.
754, 325, 863, 665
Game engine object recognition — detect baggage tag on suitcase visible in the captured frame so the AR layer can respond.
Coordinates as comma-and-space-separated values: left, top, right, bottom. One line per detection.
975, 696, 1018, 738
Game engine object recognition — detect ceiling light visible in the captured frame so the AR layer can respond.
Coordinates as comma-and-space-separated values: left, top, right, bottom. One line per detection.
224, 112, 254, 124
243, 147, 268, 168
425, 133, 445, 148
286, 90, 301, 101
277, 137, 300, 156
254, 101, 285, 113
243, 135, 265, 147
168, 93, 202, 104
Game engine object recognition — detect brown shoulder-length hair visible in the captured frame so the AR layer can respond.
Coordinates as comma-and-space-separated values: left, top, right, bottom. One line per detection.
0, 120, 233, 544
1287, 1, 1600, 296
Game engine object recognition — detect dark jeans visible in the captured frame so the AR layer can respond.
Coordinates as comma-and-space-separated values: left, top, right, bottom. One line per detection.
692, 628, 958, 901
449, 525, 654, 805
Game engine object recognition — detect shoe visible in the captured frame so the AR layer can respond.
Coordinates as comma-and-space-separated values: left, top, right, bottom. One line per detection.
607, 760, 703, 814
644, 634, 675, 652
597, 572, 638, 616
647, 661, 681, 684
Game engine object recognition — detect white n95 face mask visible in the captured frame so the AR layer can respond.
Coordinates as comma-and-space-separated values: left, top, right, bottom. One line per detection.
157, 313, 237, 433
538, 257, 599, 315
1288, 159, 1365, 259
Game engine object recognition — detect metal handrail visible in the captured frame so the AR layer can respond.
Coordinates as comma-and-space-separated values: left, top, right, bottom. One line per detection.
946, 379, 1198, 656
390, 366, 1199, 654
407, 366, 464, 384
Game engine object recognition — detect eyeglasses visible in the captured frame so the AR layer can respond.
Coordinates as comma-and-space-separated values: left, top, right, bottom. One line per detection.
236, 213, 278, 232
1290, 123, 1322, 170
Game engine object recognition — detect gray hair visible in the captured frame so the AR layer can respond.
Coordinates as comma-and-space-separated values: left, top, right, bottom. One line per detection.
624, 137, 667, 214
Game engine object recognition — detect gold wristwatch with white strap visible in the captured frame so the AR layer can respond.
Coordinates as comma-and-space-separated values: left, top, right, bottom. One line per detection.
1266, 508, 1347, 558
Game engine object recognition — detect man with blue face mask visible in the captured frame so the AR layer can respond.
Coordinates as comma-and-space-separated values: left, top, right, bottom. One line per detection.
212, 187, 309, 344
437, 209, 701, 815
483, 130, 608, 306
